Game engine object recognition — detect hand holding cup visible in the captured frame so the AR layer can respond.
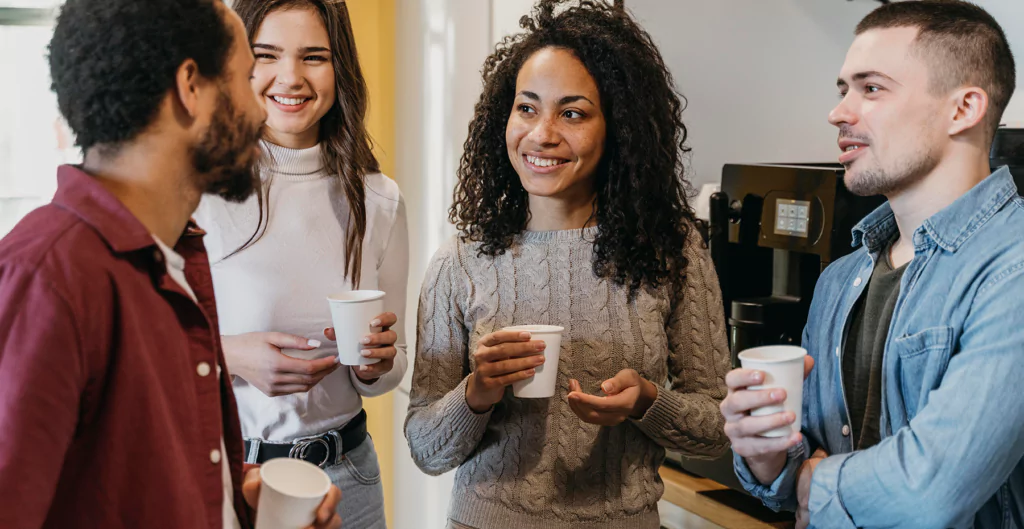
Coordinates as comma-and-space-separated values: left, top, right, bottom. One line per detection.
324, 311, 398, 383
720, 346, 814, 486
465, 330, 547, 413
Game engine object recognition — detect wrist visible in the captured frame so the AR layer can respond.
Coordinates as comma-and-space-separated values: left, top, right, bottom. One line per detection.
630, 378, 658, 419
464, 375, 494, 414
746, 450, 789, 486
352, 366, 380, 384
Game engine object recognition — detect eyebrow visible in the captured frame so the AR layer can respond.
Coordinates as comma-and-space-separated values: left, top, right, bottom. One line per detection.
836, 70, 902, 89
518, 91, 595, 106
252, 44, 331, 54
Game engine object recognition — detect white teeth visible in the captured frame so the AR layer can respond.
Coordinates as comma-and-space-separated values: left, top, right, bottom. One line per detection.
845, 145, 861, 152
272, 96, 307, 106
526, 155, 566, 168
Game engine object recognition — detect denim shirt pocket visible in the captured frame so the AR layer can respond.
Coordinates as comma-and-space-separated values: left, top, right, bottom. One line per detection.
891, 326, 955, 418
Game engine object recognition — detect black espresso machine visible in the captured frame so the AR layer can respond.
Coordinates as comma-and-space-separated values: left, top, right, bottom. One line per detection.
666, 126, 1024, 495
665, 162, 884, 494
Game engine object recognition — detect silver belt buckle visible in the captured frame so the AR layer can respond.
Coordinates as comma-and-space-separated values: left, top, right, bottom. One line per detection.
328, 430, 344, 464
289, 437, 331, 468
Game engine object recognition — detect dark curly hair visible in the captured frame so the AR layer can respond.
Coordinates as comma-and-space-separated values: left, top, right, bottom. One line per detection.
450, 0, 697, 295
49, 0, 233, 152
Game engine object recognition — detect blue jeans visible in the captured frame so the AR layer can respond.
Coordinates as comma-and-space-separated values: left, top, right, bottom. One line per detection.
247, 434, 387, 528
324, 436, 386, 529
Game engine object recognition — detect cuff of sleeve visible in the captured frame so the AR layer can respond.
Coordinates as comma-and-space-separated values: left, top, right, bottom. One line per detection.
732, 437, 808, 512
808, 452, 856, 529
442, 376, 493, 434
632, 384, 683, 436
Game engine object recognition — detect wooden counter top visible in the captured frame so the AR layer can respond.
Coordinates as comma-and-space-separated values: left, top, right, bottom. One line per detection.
659, 465, 795, 529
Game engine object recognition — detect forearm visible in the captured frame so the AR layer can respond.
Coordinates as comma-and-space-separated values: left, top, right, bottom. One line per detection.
404, 376, 491, 475
632, 384, 729, 456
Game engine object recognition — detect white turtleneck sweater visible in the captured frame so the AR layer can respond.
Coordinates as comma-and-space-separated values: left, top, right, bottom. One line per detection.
195, 141, 409, 442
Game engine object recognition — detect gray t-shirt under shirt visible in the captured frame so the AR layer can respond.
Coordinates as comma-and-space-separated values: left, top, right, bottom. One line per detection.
842, 245, 907, 450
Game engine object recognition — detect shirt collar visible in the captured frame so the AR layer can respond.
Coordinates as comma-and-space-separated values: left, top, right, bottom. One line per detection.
51, 165, 204, 254
851, 166, 1017, 254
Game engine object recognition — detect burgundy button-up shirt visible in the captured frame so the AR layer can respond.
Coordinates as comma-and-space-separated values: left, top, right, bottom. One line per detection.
0, 165, 253, 529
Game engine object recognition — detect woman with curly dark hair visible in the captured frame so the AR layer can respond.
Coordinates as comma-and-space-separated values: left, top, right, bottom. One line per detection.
405, 1, 731, 528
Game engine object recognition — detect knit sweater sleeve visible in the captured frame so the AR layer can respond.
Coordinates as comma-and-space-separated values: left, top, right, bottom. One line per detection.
404, 240, 492, 476
631, 226, 730, 457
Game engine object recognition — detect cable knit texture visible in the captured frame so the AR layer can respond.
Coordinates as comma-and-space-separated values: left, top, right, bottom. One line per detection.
406, 225, 730, 529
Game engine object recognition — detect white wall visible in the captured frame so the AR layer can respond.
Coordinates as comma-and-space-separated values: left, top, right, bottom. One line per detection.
628, 0, 1024, 187
391, 1, 491, 527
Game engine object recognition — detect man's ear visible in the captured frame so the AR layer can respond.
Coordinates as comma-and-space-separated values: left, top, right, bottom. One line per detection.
174, 59, 203, 119
948, 85, 990, 137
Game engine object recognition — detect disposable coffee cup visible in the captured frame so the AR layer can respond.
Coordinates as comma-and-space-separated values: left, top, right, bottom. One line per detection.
254, 458, 331, 529
327, 290, 385, 366
737, 345, 806, 438
505, 325, 564, 398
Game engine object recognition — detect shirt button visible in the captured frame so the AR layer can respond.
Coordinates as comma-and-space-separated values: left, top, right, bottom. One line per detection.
853, 277, 863, 287
842, 424, 851, 436
210, 449, 221, 464
196, 362, 211, 377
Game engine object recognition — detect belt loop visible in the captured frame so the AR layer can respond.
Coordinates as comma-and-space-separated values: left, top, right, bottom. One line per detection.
328, 430, 344, 465
246, 438, 261, 464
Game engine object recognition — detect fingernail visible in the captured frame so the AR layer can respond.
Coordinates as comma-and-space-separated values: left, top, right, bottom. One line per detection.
360, 350, 373, 357
753, 371, 764, 382
371, 319, 382, 327
771, 390, 782, 400
535, 342, 546, 351
307, 339, 322, 348
360, 336, 371, 345
360, 365, 370, 371
601, 382, 612, 392
520, 332, 532, 340
533, 356, 545, 364
526, 369, 536, 376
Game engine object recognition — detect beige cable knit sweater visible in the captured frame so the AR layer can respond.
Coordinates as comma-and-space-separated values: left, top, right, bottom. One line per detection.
405, 226, 730, 529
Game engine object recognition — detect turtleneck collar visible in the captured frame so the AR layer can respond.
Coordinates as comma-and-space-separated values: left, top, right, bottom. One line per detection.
260, 140, 325, 182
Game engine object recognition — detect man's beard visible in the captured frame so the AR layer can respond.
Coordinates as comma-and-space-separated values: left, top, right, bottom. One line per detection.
841, 126, 940, 197
192, 89, 263, 203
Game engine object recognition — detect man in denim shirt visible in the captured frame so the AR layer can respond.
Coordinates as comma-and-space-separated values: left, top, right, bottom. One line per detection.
721, 2, 1022, 528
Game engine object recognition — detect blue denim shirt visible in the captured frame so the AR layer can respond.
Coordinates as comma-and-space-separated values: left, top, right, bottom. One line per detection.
734, 167, 1024, 529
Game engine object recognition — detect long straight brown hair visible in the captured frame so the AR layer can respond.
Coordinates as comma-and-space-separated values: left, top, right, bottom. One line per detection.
229, 0, 379, 287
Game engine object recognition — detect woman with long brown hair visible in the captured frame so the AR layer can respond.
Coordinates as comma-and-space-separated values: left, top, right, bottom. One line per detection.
195, 1, 407, 526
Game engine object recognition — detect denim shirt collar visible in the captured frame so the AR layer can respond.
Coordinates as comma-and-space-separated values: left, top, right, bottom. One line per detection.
851, 166, 1017, 254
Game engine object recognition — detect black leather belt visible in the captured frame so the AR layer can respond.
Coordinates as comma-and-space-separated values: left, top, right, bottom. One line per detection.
244, 409, 367, 468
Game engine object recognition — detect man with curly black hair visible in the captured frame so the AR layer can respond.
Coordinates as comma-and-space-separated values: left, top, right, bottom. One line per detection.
0, 1, 341, 528
405, 1, 730, 527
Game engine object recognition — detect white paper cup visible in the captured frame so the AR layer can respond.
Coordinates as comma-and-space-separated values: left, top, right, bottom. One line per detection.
738, 345, 807, 438
505, 325, 564, 398
254, 458, 331, 529
327, 290, 385, 366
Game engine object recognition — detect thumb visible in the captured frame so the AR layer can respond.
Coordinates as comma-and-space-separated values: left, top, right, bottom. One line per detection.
265, 332, 320, 351
242, 467, 261, 509
803, 356, 815, 380
601, 370, 636, 395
